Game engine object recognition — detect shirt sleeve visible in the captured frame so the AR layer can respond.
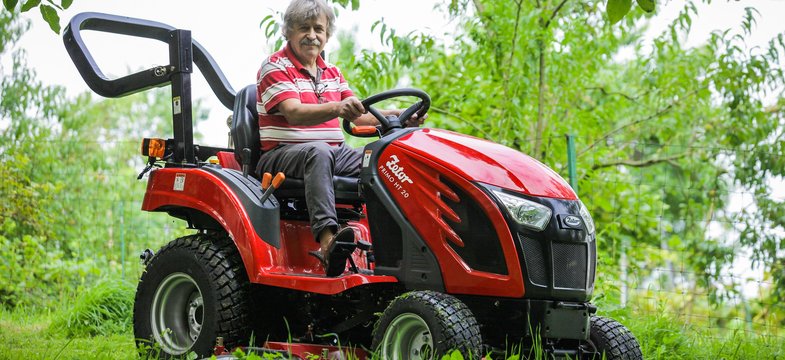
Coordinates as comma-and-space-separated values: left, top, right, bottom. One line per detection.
257, 60, 300, 113
337, 70, 355, 100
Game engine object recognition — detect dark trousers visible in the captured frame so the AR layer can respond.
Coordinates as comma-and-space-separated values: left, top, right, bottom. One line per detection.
256, 142, 362, 239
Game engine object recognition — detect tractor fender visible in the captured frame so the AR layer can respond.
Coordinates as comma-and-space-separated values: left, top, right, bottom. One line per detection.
141, 166, 279, 279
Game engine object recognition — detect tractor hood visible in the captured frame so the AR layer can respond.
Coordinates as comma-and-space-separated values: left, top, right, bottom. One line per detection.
392, 129, 577, 200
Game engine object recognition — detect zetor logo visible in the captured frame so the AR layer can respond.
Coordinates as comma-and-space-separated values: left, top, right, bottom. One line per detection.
385, 155, 413, 184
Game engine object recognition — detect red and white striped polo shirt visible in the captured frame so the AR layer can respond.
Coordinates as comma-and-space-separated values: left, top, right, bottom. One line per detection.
256, 44, 354, 151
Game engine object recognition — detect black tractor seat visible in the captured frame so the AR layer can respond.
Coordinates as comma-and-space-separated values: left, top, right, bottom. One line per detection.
230, 84, 362, 203
277, 176, 361, 202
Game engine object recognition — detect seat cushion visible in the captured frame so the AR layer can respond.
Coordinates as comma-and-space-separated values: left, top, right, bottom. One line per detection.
276, 175, 361, 202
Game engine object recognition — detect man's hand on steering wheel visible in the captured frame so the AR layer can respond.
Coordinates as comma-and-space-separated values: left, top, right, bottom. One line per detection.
336, 97, 365, 120
402, 112, 427, 127
342, 88, 431, 137
375, 109, 428, 127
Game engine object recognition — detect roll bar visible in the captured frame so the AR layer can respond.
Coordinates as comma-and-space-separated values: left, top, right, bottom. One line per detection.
63, 12, 236, 107
63, 12, 238, 164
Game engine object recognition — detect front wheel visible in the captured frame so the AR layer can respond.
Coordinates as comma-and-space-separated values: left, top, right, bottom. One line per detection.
133, 233, 251, 358
372, 291, 482, 359
589, 316, 643, 360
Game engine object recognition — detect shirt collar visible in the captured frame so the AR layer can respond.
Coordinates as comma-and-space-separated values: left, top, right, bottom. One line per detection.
284, 43, 328, 73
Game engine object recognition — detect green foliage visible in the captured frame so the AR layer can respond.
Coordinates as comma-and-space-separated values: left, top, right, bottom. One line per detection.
0, 219, 95, 308
607, 0, 632, 24
1, 11, 197, 310
1, 0, 70, 33
48, 278, 135, 337
38, 3, 58, 33
607, 0, 656, 24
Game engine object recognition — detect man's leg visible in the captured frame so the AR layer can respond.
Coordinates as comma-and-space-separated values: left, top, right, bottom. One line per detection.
334, 143, 363, 177
257, 142, 338, 240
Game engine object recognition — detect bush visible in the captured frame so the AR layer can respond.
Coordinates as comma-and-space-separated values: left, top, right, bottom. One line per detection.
49, 278, 135, 337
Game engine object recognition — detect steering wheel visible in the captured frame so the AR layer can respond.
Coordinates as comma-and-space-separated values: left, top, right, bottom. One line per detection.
342, 88, 431, 138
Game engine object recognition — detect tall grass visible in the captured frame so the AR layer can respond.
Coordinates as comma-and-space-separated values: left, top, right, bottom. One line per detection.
48, 278, 136, 337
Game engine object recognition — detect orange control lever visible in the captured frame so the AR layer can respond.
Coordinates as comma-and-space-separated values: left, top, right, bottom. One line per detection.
261, 172, 272, 190
260, 172, 286, 204
352, 126, 378, 136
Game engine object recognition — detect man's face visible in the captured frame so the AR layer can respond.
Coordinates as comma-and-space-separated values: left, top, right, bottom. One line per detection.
288, 14, 328, 66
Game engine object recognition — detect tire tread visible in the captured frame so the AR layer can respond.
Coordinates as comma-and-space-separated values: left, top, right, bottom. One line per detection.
133, 233, 251, 357
590, 316, 643, 360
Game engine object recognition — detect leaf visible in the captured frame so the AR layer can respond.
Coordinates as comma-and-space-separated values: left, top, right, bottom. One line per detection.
350, 0, 359, 11
3, 0, 18, 11
636, 0, 655, 13
21, 0, 41, 12
61, 0, 72, 9
39, 4, 60, 33
607, 0, 632, 25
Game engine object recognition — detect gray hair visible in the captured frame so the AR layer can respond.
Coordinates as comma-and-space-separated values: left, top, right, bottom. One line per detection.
282, 0, 336, 40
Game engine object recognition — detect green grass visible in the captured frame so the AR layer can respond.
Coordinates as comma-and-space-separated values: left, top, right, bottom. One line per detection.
0, 307, 138, 359
2, 291, 784, 360
49, 279, 136, 337
604, 308, 785, 360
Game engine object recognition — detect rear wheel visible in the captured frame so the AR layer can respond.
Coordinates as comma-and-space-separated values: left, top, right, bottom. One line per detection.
589, 316, 643, 360
372, 291, 482, 359
133, 233, 251, 358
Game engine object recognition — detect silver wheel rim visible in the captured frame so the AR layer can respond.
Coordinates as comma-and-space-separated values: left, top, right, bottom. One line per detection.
380, 313, 434, 360
150, 272, 204, 355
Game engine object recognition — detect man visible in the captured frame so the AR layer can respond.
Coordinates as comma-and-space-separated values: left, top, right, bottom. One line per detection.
256, 0, 422, 276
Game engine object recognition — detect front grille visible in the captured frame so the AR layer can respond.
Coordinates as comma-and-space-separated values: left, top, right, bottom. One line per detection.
520, 235, 547, 286
518, 233, 595, 292
552, 242, 587, 289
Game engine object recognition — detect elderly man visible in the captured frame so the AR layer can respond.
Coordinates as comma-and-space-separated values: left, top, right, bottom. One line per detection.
256, 0, 421, 276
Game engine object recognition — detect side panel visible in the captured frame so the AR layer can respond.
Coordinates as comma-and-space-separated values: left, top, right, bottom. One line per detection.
377, 145, 525, 298
141, 167, 276, 279
141, 167, 397, 295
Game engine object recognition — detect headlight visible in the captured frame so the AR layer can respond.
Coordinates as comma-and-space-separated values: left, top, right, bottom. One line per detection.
578, 202, 595, 234
493, 190, 552, 231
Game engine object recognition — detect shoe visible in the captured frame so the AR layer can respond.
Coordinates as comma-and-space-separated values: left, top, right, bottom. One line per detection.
308, 227, 355, 277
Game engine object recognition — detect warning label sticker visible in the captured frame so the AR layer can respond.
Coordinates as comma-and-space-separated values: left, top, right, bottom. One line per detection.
174, 173, 186, 191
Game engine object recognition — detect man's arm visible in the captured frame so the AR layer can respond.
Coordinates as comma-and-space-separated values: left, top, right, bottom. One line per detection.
277, 96, 365, 126
353, 109, 426, 127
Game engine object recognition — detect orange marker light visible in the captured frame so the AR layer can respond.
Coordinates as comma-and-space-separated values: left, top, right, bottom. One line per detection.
141, 138, 166, 158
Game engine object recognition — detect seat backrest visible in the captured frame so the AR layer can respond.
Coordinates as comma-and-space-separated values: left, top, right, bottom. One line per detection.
231, 84, 260, 170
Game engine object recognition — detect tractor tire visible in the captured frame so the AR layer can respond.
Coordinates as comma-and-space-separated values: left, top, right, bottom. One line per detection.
589, 316, 643, 360
133, 233, 251, 359
372, 291, 482, 360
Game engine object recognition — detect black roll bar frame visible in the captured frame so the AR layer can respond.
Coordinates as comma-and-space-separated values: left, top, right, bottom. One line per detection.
63, 12, 237, 164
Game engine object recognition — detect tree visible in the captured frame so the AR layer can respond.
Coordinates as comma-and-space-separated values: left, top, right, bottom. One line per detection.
1, 0, 72, 33
0, 11, 203, 308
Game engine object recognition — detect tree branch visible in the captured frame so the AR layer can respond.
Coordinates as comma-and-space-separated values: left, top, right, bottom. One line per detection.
533, 37, 547, 158
429, 106, 493, 139
472, 0, 485, 14
579, 88, 703, 157
591, 153, 688, 170
545, 0, 569, 29
508, 0, 524, 71
585, 86, 642, 103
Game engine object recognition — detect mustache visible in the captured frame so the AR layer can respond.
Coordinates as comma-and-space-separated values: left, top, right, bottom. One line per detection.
300, 38, 322, 46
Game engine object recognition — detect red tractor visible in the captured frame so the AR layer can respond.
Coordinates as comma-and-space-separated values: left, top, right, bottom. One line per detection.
64, 12, 642, 360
